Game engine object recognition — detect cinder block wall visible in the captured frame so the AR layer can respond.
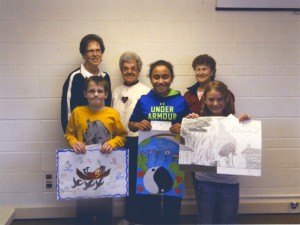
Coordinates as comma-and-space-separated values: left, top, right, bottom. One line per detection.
0, 0, 299, 218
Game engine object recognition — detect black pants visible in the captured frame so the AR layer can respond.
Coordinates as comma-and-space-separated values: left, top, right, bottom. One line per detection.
124, 137, 138, 222
76, 198, 112, 225
134, 194, 181, 224
124, 136, 181, 224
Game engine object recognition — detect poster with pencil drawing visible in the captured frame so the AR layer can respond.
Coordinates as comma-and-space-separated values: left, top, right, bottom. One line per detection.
136, 121, 185, 198
179, 115, 261, 176
56, 146, 129, 200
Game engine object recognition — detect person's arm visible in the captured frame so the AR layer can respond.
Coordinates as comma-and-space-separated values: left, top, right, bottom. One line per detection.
71, 141, 86, 154
185, 113, 200, 119
238, 114, 250, 122
170, 97, 191, 133
61, 74, 72, 133
70, 75, 87, 111
170, 123, 181, 133
128, 120, 152, 132
65, 112, 86, 154
128, 99, 152, 132
100, 142, 114, 154
128, 121, 138, 132
183, 91, 193, 107
102, 111, 128, 153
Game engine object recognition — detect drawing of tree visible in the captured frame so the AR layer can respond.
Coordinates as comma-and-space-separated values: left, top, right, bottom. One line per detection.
218, 142, 236, 167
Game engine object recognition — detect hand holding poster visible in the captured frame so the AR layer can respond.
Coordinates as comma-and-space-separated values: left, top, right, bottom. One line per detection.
56, 146, 128, 200
179, 115, 262, 176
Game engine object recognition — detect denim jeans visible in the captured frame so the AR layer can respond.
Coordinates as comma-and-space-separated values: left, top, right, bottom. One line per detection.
194, 179, 239, 224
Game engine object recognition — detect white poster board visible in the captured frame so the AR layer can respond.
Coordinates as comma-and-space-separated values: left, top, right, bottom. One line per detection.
56, 146, 128, 200
179, 115, 261, 176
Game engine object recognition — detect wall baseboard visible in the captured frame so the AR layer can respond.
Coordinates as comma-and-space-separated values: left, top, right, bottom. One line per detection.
10, 196, 300, 220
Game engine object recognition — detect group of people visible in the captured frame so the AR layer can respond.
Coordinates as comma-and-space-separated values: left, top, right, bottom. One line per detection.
61, 34, 250, 225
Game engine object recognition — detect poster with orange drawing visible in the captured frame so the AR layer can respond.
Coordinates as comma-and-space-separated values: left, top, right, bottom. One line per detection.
136, 121, 185, 198
56, 146, 128, 200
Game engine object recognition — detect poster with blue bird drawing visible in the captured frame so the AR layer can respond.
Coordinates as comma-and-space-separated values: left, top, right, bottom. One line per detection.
136, 129, 185, 198
56, 146, 128, 200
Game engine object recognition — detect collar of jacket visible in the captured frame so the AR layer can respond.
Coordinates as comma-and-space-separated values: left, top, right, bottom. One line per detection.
187, 82, 200, 95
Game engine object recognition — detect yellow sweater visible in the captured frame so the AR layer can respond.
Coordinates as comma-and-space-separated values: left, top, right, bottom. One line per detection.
65, 106, 127, 149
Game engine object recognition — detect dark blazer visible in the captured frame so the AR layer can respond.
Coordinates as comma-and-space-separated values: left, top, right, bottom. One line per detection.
61, 67, 111, 132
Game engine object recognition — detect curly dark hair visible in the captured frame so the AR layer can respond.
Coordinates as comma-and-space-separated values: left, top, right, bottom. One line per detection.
79, 34, 105, 56
192, 54, 216, 80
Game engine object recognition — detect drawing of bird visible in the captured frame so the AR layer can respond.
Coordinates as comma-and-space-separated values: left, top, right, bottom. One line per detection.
71, 177, 84, 188
76, 166, 111, 180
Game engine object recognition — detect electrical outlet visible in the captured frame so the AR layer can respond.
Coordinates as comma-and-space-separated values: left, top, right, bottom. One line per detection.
290, 202, 299, 210
44, 171, 55, 192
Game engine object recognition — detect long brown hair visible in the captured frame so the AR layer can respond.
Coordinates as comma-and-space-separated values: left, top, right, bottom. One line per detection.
201, 80, 235, 116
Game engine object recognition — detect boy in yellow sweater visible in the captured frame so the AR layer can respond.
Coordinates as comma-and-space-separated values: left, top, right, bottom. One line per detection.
65, 75, 127, 224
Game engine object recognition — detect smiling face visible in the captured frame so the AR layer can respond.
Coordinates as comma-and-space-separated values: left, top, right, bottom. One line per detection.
194, 64, 213, 85
83, 41, 103, 69
121, 60, 139, 85
84, 81, 107, 110
150, 65, 173, 97
204, 89, 226, 116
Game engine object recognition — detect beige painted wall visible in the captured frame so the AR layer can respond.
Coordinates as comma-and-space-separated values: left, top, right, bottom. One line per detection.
0, 0, 299, 218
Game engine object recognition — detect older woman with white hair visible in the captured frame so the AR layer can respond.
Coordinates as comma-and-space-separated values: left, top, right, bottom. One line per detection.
112, 51, 150, 224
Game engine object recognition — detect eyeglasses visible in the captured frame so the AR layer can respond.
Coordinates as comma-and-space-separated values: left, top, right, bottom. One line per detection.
86, 49, 102, 55
86, 89, 105, 94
